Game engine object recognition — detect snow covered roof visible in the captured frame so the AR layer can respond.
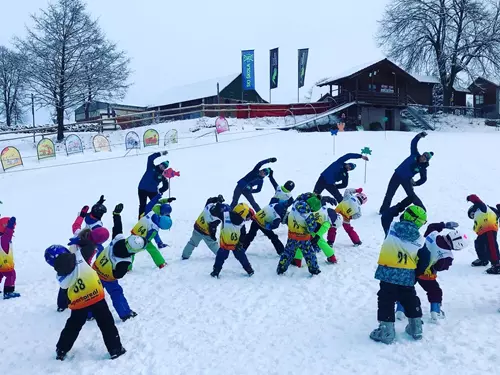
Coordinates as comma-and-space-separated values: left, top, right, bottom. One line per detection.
411, 74, 440, 84
150, 73, 241, 107
317, 59, 387, 86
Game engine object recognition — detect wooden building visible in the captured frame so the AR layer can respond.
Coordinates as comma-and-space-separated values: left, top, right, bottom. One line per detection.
75, 101, 146, 123
468, 77, 500, 119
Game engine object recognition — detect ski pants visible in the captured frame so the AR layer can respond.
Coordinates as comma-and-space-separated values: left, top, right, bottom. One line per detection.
278, 238, 319, 275
313, 176, 342, 203
475, 231, 500, 265
182, 229, 219, 259
294, 240, 334, 260
230, 185, 261, 212
327, 222, 360, 245
213, 247, 253, 274
242, 221, 284, 255
379, 173, 425, 214
0, 270, 16, 293
130, 241, 166, 270
56, 299, 122, 355
102, 280, 132, 319
377, 281, 422, 322
416, 278, 443, 304
138, 189, 157, 219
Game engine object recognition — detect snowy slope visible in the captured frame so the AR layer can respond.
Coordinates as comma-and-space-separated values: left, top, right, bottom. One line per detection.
1, 128, 500, 375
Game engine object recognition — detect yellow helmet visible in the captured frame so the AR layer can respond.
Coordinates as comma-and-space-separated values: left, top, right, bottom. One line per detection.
233, 203, 254, 220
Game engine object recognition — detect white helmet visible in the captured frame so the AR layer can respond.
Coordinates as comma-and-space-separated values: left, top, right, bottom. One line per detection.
126, 235, 146, 253
446, 230, 468, 250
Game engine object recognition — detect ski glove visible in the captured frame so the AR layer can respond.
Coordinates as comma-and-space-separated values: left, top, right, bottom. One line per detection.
269, 157, 277, 163
466, 194, 480, 203
445, 221, 459, 229
418, 131, 428, 138
79, 206, 90, 218
161, 151, 168, 156
7, 217, 16, 228
321, 196, 337, 206
113, 204, 124, 215
97, 195, 105, 205
166, 198, 176, 203
217, 194, 225, 203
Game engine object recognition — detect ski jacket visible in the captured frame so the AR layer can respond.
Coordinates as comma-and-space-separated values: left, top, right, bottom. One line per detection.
320, 153, 362, 186
237, 158, 274, 189
394, 134, 429, 184
138, 152, 169, 193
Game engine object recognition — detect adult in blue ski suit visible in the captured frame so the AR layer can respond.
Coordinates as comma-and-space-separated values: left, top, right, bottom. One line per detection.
230, 157, 277, 211
379, 132, 433, 214
313, 153, 367, 203
138, 151, 169, 218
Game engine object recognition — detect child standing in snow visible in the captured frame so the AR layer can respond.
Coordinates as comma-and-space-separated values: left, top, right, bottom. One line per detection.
327, 188, 367, 247
210, 203, 255, 278
268, 169, 295, 206
396, 221, 467, 322
277, 193, 322, 276
466, 194, 500, 274
370, 203, 430, 344
138, 151, 169, 218
0, 217, 19, 299
182, 195, 225, 260
93, 204, 145, 322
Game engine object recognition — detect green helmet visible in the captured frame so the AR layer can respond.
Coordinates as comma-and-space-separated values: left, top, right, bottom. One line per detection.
401, 205, 427, 228
306, 195, 321, 212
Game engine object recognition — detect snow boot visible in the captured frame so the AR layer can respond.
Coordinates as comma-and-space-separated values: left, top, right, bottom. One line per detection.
121, 311, 138, 322
159, 263, 167, 269
3, 292, 20, 299
405, 318, 423, 340
246, 267, 254, 277
326, 255, 337, 264
210, 270, 220, 278
292, 259, 302, 267
430, 302, 445, 322
353, 241, 362, 247
109, 346, 126, 360
395, 301, 406, 321
309, 269, 321, 276
56, 349, 67, 361
369, 321, 395, 344
57, 307, 66, 312
471, 259, 489, 267
486, 265, 500, 274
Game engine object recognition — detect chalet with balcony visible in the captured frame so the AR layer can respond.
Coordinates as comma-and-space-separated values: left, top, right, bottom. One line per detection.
468, 77, 500, 119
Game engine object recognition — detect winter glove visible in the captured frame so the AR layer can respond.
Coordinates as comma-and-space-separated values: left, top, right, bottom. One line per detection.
113, 204, 124, 215
97, 195, 105, 205
466, 194, 480, 203
68, 237, 81, 246
355, 188, 363, 193
79, 205, 90, 218
217, 194, 225, 203
361, 155, 369, 161
166, 197, 176, 203
161, 150, 168, 156
158, 242, 168, 249
445, 221, 459, 229
7, 217, 16, 228
321, 196, 337, 206
269, 157, 277, 163
418, 131, 428, 138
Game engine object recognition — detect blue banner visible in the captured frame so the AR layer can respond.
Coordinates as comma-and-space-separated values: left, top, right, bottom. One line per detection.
242, 50, 255, 91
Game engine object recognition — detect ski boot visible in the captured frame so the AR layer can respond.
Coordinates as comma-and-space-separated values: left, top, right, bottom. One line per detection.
405, 318, 423, 340
159, 262, 167, 269
210, 270, 220, 278
3, 292, 21, 300
309, 268, 321, 276
291, 259, 302, 267
121, 311, 138, 322
395, 301, 406, 321
471, 259, 489, 267
56, 349, 67, 361
353, 241, 362, 247
246, 267, 254, 277
326, 255, 337, 264
57, 307, 66, 312
430, 302, 445, 322
109, 346, 126, 360
486, 265, 500, 274
369, 321, 395, 344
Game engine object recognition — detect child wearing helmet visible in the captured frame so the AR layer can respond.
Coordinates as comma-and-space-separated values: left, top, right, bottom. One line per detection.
210, 202, 255, 278
138, 152, 170, 219
129, 193, 171, 269
182, 195, 225, 260
370, 202, 431, 345
327, 188, 366, 247
92, 204, 143, 322
466, 194, 500, 274
396, 221, 466, 322
0, 216, 19, 299
267, 169, 295, 207
277, 193, 322, 276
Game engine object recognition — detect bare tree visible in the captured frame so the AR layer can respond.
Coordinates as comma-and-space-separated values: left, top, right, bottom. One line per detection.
17, 0, 130, 140
377, 0, 500, 106
0, 46, 27, 126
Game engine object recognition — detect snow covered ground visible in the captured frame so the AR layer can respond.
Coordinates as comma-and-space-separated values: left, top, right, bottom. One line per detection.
1, 119, 500, 375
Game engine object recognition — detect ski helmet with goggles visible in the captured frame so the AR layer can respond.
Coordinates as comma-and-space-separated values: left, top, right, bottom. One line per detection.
401, 205, 427, 228
160, 203, 172, 216
44, 245, 70, 267
283, 181, 295, 192
91, 203, 107, 219
233, 203, 254, 220
445, 229, 468, 250
467, 206, 476, 220
356, 193, 368, 205
126, 235, 146, 253
159, 215, 172, 230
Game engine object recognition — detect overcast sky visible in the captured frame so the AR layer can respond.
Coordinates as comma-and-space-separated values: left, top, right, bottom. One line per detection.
1, 0, 391, 123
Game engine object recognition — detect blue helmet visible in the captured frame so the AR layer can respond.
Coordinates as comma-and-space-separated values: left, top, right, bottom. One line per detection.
159, 215, 172, 230
44, 245, 70, 267
160, 203, 172, 216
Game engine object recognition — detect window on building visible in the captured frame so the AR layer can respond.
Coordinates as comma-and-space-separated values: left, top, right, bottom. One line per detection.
476, 95, 484, 105
368, 84, 377, 92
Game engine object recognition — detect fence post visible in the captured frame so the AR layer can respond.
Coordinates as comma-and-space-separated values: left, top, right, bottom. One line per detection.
247, 104, 250, 119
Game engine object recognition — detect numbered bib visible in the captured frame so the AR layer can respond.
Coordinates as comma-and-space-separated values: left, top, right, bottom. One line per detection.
92, 248, 115, 281
220, 212, 243, 250
377, 223, 424, 270
287, 207, 309, 235
67, 253, 105, 310
473, 208, 498, 235
255, 205, 278, 228
0, 244, 14, 272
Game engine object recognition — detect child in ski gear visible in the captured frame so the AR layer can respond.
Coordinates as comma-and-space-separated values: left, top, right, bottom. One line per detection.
240, 202, 288, 255
314, 153, 368, 203
396, 221, 466, 322
370, 203, 430, 344
210, 203, 255, 278
277, 193, 322, 276
268, 169, 295, 206
466, 194, 500, 273
138, 151, 169, 218
93, 204, 143, 322
327, 188, 366, 247
380, 132, 432, 214
52, 244, 126, 361
230, 157, 278, 211
292, 196, 340, 267
182, 195, 225, 260
0, 217, 19, 299
130, 193, 171, 269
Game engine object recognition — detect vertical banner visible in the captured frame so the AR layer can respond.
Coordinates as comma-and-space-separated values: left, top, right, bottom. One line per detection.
241, 50, 255, 91
270, 48, 279, 90
298, 48, 309, 88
